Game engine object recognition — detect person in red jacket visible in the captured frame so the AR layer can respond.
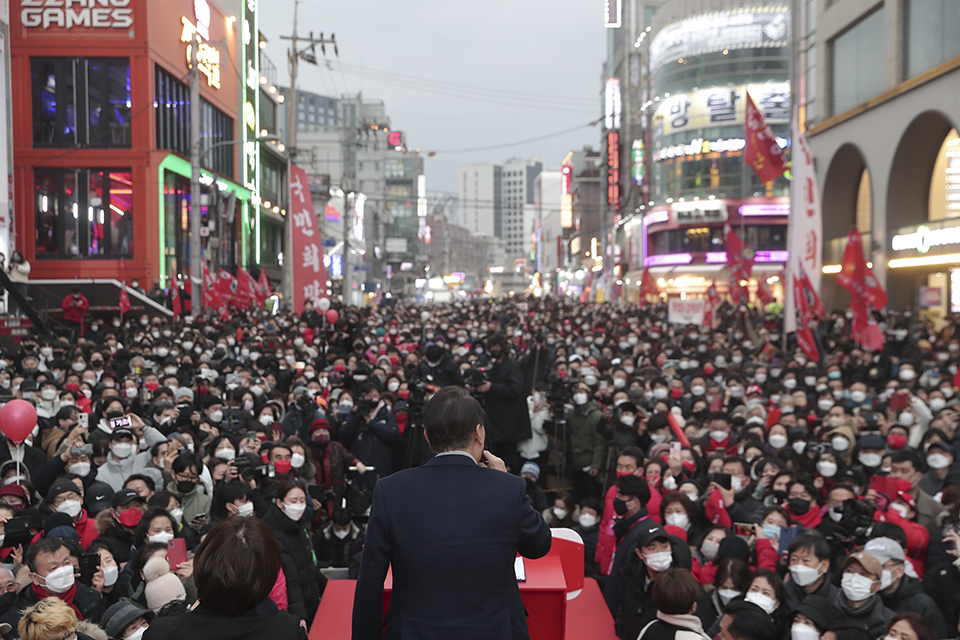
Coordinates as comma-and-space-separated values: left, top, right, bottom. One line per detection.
61, 287, 89, 336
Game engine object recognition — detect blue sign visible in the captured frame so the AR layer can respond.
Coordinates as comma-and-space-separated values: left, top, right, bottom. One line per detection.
354, 265, 371, 272
322, 238, 336, 247
330, 254, 343, 278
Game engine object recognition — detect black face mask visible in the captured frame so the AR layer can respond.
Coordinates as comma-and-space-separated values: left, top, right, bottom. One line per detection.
788, 497, 810, 515
0, 590, 16, 615
106, 411, 124, 420
488, 349, 503, 360
176, 480, 196, 494
613, 497, 633, 516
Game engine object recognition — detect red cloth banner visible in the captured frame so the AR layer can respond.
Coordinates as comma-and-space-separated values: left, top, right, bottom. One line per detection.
202, 262, 228, 319
237, 268, 260, 307
756, 278, 775, 306
793, 273, 820, 363
725, 224, 754, 305
257, 268, 272, 303
290, 165, 329, 312
118, 262, 131, 317
744, 92, 788, 184
217, 269, 243, 308
170, 283, 181, 318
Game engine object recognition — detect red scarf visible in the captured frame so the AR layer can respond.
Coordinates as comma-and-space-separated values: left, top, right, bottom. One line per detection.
787, 504, 823, 529
31, 583, 83, 621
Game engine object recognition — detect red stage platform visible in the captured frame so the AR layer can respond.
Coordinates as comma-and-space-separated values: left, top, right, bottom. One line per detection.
309, 573, 616, 640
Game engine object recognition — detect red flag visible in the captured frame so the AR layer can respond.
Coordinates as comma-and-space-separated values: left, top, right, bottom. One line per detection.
793, 273, 820, 363
744, 92, 787, 184
237, 268, 260, 307
118, 262, 131, 317
703, 280, 719, 328
837, 227, 887, 310
756, 278, 775, 305
639, 267, 659, 301
202, 262, 228, 319
257, 268, 272, 302
182, 279, 192, 317
290, 164, 329, 312
217, 269, 245, 309
725, 224, 754, 305
797, 265, 825, 318
170, 282, 181, 318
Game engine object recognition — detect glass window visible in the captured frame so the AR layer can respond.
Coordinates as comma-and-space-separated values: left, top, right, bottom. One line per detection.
831, 8, 885, 115
31, 58, 129, 148
31, 59, 76, 147
906, 0, 960, 78
34, 168, 132, 259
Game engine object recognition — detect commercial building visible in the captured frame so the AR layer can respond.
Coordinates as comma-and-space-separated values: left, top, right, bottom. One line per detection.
11, 0, 287, 293
621, 1, 791, 300
806, 0, 960, 319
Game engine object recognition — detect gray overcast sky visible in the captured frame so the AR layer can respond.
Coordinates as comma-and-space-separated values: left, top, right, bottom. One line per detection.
258, 0, 607, 194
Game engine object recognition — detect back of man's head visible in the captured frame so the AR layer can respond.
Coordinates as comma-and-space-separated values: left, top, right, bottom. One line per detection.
616, 475, 651, 505
424, 386, 486, 452
651, 568, 701, 615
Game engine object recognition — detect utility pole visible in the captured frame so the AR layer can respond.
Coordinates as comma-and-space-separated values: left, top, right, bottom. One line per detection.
189, 31, 203, 318
279, 2, 338, 304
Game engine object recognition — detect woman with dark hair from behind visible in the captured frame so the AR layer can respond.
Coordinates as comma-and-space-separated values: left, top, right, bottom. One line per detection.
143, 516, 305, 640
636, 568, 711, 640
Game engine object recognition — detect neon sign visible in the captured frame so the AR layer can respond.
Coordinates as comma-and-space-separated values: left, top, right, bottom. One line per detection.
181, 0, 220, 89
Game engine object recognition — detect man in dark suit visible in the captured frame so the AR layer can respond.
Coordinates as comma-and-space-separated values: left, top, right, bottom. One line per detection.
352, 385, 552, 640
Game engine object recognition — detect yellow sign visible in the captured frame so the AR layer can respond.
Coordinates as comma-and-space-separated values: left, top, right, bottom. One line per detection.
181, 16, 221, 89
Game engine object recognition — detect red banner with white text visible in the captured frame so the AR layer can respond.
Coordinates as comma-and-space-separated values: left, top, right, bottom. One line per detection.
290, 164, 329, 312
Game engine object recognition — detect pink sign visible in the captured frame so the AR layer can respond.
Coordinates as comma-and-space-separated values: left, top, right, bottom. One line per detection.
290, 165, 329, 313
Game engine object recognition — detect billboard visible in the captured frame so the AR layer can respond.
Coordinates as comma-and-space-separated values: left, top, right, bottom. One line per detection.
604, 78, 621, 130
604, 0, 620, 28
652, 82, 790, 140
649, 8, 790, 73
606, 131, 620, 211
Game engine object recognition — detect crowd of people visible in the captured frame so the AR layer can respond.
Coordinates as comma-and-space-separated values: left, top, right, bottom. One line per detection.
0, 294, 956, 640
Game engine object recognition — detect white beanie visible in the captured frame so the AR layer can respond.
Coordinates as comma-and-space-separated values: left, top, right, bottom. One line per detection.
143, 556, 187, 612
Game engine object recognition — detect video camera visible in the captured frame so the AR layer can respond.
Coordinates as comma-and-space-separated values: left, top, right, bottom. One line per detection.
355, 397, 380, 417
234, 457, 274, 482
833, 497, 876, 553
463, 366, 489, 391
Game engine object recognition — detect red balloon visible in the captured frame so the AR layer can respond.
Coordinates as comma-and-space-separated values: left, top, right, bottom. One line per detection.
326, 309, 339, 324
0, 400, 37, 444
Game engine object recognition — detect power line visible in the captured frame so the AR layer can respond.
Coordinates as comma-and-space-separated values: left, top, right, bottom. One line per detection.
427, 118, 602, 154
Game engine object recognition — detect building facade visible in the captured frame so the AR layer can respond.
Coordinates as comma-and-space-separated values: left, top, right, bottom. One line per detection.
622, 1, 791, 299
11, 0, 287, 293
806, 0, 960, 319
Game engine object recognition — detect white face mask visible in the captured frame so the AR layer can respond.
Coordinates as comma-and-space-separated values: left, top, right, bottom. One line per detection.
830, 437, 850, 452
234, 502, 255, 517
573, 393, 588, 406
56, 499, 82, 518
103, 564, 119, 587
730, 476, 744, 492
769, 434, 788, 449
710, 430, 728, 443
899, 412, 914, 427
148, 531, 175, 545
792, 440, 806, 454
621, 415, 635, 427
334, 528, 350, 540
282, 501, 306, 521
39, 564, 75, 594
880, 569, 894, 590
68, 462, 91, 477
928, 452, 952, 469
789, 561, 823, 587
700, 541, 719, 561
792, 623, 821, 640
859, 452, 881, 468
841, 572, 876, 602
718, 588, 741, 605
553, 507, 568, 520
291, 453, 306, 469
744, 591, 777, 614
643, 551, 673, 572
112, 443, 134, 459
665, 513, 690, 530
817, 461, 838, 478
579, 513, 597, 528
170, 508, 184, 525
828, 505, 843, 523
215, 448, 236, 461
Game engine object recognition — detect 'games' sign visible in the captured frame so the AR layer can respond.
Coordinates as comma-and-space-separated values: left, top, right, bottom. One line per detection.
21, 0, 133, 30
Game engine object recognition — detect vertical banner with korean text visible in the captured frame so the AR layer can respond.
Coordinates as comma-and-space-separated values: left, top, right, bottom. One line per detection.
290, 164, 328, 312
785, 128, 823, 333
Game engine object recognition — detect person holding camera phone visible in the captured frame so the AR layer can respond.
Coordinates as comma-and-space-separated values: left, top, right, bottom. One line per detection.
339, 383, 399, 489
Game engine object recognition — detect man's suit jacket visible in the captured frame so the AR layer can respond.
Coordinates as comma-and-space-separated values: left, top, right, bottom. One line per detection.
352, 453, 552, 640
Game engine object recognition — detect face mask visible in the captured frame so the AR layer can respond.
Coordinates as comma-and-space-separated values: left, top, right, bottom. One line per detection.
788, 497, 811, 515
170, 508, 183, 525
68, 462, 90, 476
258, 414, 275, 427
112, 443, 134, 459
665, 513, 689, 530
898, 412, 914, 427
700, 541, 719, 561
850, 391, 867, 404
691, 385, 705, 396
72, 362, 86, 372
899, 369, 916, 381
209, 410, 223, 423
745, 591, 777, 614
859, 452, 882, 468
684, 491, 699, 502
40, 388, 57, 401
573, 393, 588, 406
282, 501, 306, 521
730, 476, 744, 492
651, 433, 667, 444
880, 569, 894, 590
232, 502, 254, 517
817, 460, 838, 478
762, 524, 780, 539
710, 430, 728, 443
718, 588, 741, 605
789, 561, 823, 587
841, 572, 876, 602
553, 507, 569, 520
730, 387, 744, 398
177, 480, 196, 494
831, 437, 850, 453
56, 499, 82, 518
653, 388, 668, 400
613, 497, 633, 516
643, 551, 673, 572
784, 379, 798, 390
148, 531, 175, 545
102, 564, 119, 587
792, 623, 821, 640
769, 434, 788, 449
291, 453, 306, 469
755, 373, 767, 384
817, 399, 834, 412
579, 513, 597, 528
215, 448, 236, 461
40, 564, 76, 594
334, 528, 350, 540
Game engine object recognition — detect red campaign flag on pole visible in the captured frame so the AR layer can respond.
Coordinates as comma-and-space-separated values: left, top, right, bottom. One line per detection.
793, 273, 820, 363
756, 277, 775, 305
290, 164, 329, 312
182, 279, 192, 317
837, 227, 888, 311
703, 280, 720, 328
257, 268, 272, 303
237, 268, 260, 307
217, 269, 247, 309
725, 224, 754, 305
639, 266, 660, 301
170, 283, 181, 318
797, 263, 825, 318
118, 261, 131, 318
202, 262, 228, 319
744, 92, 788, 184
